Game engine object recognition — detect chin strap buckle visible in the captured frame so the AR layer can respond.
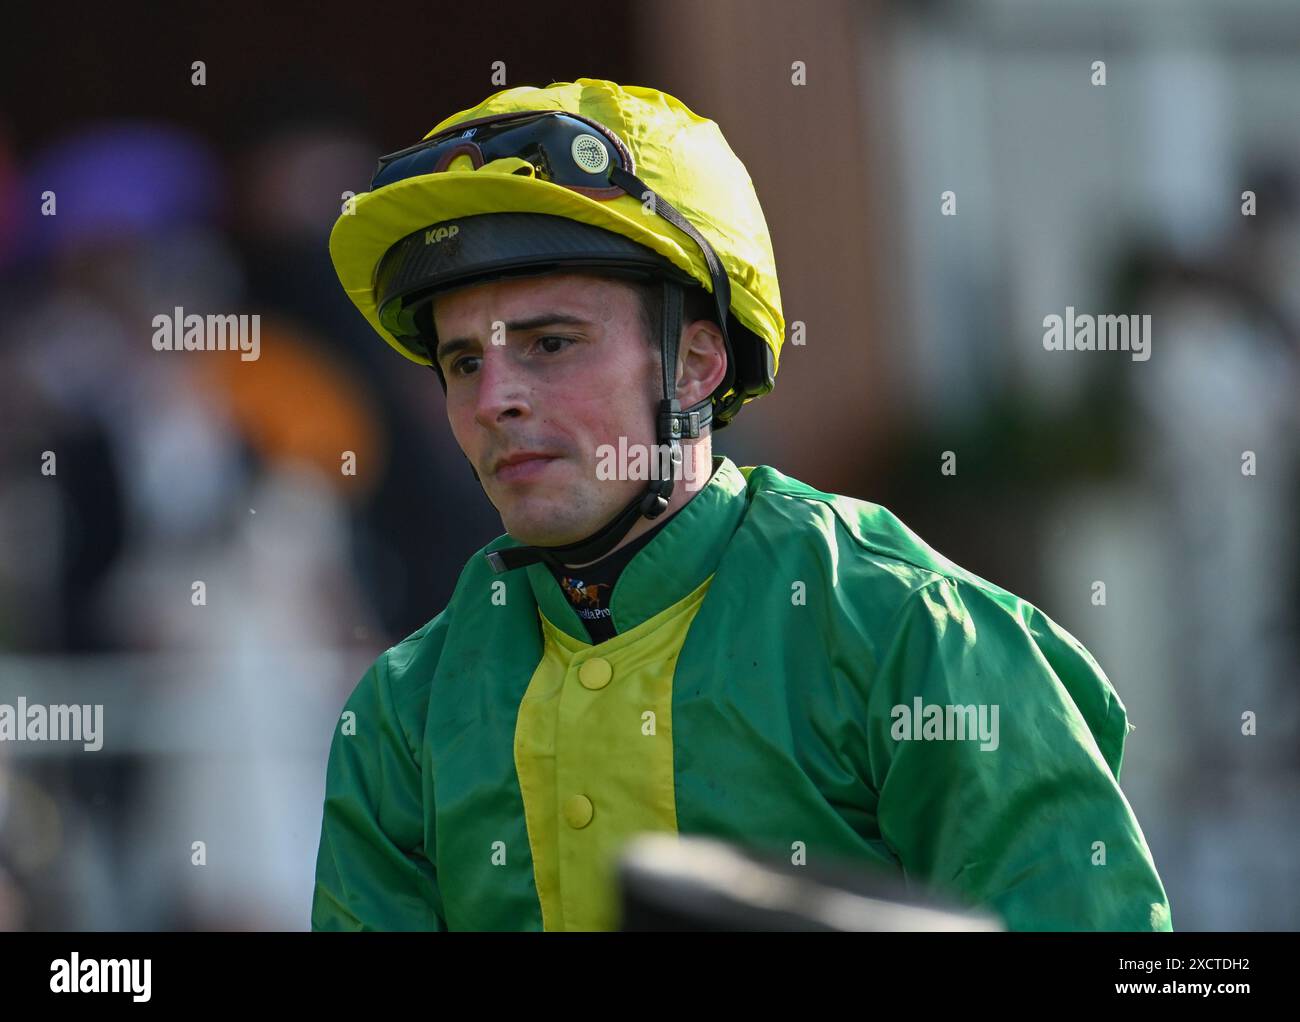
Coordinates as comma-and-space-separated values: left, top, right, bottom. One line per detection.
659, 399, 709, 442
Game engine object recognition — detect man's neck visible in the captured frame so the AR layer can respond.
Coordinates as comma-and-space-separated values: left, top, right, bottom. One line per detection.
562, 440, 713, 569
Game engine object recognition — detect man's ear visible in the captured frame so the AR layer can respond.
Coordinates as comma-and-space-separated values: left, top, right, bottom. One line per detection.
675, 319, 728, 409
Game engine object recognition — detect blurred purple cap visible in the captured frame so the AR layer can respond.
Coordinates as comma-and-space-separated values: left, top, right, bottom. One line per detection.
15, 121, 225, 263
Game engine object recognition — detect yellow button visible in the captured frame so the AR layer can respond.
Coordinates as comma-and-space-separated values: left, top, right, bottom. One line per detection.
578, 657, 612, 690
563, 794, 594, 829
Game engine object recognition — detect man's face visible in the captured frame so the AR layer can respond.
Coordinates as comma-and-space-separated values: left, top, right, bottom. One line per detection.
432, 272, 660, 545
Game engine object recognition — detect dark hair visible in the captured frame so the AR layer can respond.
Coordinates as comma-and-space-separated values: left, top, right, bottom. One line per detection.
627, 278, 719, 352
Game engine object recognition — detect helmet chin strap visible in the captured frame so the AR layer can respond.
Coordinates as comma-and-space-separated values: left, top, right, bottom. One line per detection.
426, 278, 712, 573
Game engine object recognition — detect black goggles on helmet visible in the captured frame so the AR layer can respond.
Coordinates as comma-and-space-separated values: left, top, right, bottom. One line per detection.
367, 109, 736, 381
371, 110, 633, 198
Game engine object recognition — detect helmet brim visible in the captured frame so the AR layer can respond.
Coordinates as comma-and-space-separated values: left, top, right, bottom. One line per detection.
333, 170, 714, 365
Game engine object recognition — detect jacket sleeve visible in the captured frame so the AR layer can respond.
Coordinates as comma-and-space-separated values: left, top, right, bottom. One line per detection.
865, 575, 1172, 931
312, 641, 446, 931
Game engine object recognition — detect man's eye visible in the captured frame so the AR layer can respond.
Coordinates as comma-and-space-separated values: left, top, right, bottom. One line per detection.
535, 335, 574, 355
448, 336, 572, 377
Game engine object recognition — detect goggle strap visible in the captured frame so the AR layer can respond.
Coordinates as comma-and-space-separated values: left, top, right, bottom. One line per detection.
609, 166, 733, 352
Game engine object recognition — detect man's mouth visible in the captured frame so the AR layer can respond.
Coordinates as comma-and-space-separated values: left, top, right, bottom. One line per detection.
494, 452, 561, 482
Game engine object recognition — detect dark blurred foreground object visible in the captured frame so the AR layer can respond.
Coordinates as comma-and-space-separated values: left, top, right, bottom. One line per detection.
617, 834, 1003, 932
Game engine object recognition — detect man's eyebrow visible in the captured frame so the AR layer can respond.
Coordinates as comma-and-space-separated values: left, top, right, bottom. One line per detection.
435, 312, 594, 363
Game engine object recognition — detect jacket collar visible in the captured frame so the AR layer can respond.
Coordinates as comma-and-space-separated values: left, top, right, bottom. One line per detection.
523, 455, 750, 643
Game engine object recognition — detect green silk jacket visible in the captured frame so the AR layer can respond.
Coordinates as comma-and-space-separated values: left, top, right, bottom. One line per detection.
311, 456, 1172, 931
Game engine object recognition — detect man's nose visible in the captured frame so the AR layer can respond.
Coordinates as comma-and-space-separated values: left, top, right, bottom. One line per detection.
473, 349, 531, 429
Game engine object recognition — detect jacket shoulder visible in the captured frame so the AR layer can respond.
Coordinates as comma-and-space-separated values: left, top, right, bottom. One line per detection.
354, 530, 518, 746
737, 464, 1120, 752
737, 464, 1099, 657
739, 463, 982, 594
385, 530, 518, 665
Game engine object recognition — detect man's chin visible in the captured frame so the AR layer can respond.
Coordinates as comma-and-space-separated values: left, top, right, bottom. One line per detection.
489, 470, 643, 546
492, 492, 567, 544
501, 512, 588, 547
499, 500, 629, 548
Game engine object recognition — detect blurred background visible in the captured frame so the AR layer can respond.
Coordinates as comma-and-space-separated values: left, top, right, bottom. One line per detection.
0, 0, 1296, 930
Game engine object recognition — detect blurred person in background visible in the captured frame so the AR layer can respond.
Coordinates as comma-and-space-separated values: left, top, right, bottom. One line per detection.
0, 120, 401, 928
228, 73, 500, 641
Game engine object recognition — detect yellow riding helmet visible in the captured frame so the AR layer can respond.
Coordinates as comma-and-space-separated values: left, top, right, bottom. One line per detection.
329, 78, 784, 427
